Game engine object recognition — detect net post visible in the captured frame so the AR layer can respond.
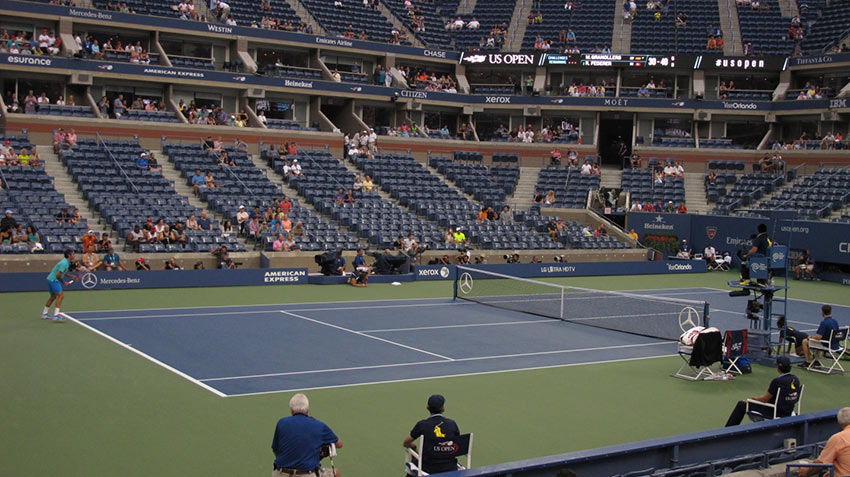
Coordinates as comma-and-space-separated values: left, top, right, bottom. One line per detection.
452, 265, 460, 300
560, 288, 565, 319
703, 302, 710, 327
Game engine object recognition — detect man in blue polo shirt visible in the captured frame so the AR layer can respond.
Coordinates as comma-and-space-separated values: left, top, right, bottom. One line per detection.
800, 304, 840, 368
42, 249, 78, 322
191, 169, 205, 196
272, 393, 342, 477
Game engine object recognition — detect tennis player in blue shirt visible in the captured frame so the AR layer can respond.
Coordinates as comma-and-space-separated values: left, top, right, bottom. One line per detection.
42, 249, 78, 322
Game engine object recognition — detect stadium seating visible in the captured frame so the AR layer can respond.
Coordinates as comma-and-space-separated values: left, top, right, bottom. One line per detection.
448, 0, 516, 52
535, 165, 601, 209
517, 212, 629, 249
429, 154, 519, 207
271, 149, 441, 250
757, 168, 850, 219
226, 0, 301, 28
170, 56, 215, 70
299, 0, 409, 44
711, 172, 785, 214
266, 119, 316, 131
630, 0, 721, 53
36, 105, 96, 118
166, 143, 356, 252
622, 169, 686, 208
354, 154, 554, 250
263, 64, 323, 81
120, 110, 181, 123
737, 0, 797, 55
381, 0, 452, 48
59, 138, 244, 252
520, 0, 616, 53
0, 144, 88, 254
801, 0, 850, 53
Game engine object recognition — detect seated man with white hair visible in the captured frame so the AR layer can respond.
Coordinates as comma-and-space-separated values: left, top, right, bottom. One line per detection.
272, 393, 343, 477
798, 407, 850, 476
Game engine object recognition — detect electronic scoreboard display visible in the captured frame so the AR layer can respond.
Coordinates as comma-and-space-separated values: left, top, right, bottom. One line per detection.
543, 54, 677, 67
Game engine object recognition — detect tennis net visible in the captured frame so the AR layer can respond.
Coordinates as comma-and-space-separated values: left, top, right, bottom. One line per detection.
454, 266, 709, 341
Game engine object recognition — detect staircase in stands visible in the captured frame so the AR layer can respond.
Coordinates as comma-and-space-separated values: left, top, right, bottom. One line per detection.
612, 2, 632, 53
684, 172, 710, 214
508, 166, 541, 210
39, 145, 112, 240
503, 0, 534, 52
284, 0, 327, 36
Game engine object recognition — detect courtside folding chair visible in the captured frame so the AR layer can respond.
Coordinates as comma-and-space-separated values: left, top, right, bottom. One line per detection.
675, 329, 723, 381
724, 329, 749, 375
405, 433, 473, 476
746, 384, 804, 422
807, 327, 848, 374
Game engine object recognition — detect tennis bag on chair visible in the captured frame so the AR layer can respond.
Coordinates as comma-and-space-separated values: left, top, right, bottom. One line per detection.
722, 355, 752, 374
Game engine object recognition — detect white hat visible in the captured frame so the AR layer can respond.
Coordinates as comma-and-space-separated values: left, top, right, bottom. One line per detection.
88, 229, 94, 234
238, 205, 245, 209
141, 152, 147, 156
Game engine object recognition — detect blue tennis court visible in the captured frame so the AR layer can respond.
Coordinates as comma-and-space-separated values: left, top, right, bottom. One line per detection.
65, 287, 848, 397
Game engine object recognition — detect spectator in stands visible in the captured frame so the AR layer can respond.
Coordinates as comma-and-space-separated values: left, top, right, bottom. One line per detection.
628, 228, 639, 240
184, 213, 200, 231
135, 152, 150, 169
54, 207, 72, 223
190, 169, 205, 196
102, 246, 126, 271
196, 211, 212, 231
272, 233, 286, 252
112, 94, 128, 119
550, 147, 562, 166
630, 201, 642, 211
204, 170, 219, 190
725, 356, 800, 426
453, 228, 467, 245
675, 12, 688, 26
362, 175, 375, 192
544, 190, 556, 205
798, 407, 850, 476
676, 202, 688, 214
25, 225, 41, 250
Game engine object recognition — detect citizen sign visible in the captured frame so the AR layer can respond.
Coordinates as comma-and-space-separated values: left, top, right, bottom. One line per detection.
400, 90, 428, 99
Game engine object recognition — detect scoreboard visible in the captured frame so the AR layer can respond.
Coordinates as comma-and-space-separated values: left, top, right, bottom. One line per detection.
543, 54, 677, 67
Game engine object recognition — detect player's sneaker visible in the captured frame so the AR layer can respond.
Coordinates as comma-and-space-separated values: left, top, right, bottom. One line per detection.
739, 279, 751, 285
51, 315, 67, 323
41, 313, 52, 320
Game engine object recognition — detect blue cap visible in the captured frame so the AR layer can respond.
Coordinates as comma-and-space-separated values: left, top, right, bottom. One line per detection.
776, 356, 791, 367
427, 394, 445, 411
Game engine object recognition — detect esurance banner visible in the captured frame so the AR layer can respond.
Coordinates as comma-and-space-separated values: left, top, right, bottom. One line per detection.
0, 267, 307, 292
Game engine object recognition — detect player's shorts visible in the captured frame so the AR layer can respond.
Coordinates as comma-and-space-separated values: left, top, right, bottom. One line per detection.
785, 329, 808, 346
47, 279, 63, 294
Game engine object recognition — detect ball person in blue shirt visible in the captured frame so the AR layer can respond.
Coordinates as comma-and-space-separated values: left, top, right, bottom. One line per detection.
272, 393, 343, 477
43, 249, 79, 322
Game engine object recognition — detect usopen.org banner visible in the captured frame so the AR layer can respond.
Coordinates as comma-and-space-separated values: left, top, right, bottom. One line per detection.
0, 267, 307, 292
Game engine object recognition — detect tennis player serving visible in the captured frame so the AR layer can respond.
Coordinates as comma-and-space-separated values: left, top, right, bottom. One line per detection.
42, 249, 79, 322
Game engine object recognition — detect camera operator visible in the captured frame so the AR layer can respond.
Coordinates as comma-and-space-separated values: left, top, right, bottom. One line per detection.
504, 253, 520, 264
211, 245, 237, 269
473, 254, 487, 264
349, 248, 371, 287
455, 248, 470, 265
428, 255, 451, 265
553, 254, 567, 263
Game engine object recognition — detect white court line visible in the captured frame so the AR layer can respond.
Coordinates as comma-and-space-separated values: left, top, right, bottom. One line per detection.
361, 319, 555, 333
201, 341, 671, 382
62, 313, 227, 398
223, 353, 678, 398
77, 301, 474, 322
279, 310, 454, 361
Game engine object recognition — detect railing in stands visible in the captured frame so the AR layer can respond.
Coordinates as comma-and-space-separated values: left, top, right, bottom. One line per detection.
96, 132, 141, 195
299, 149, 348, 193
